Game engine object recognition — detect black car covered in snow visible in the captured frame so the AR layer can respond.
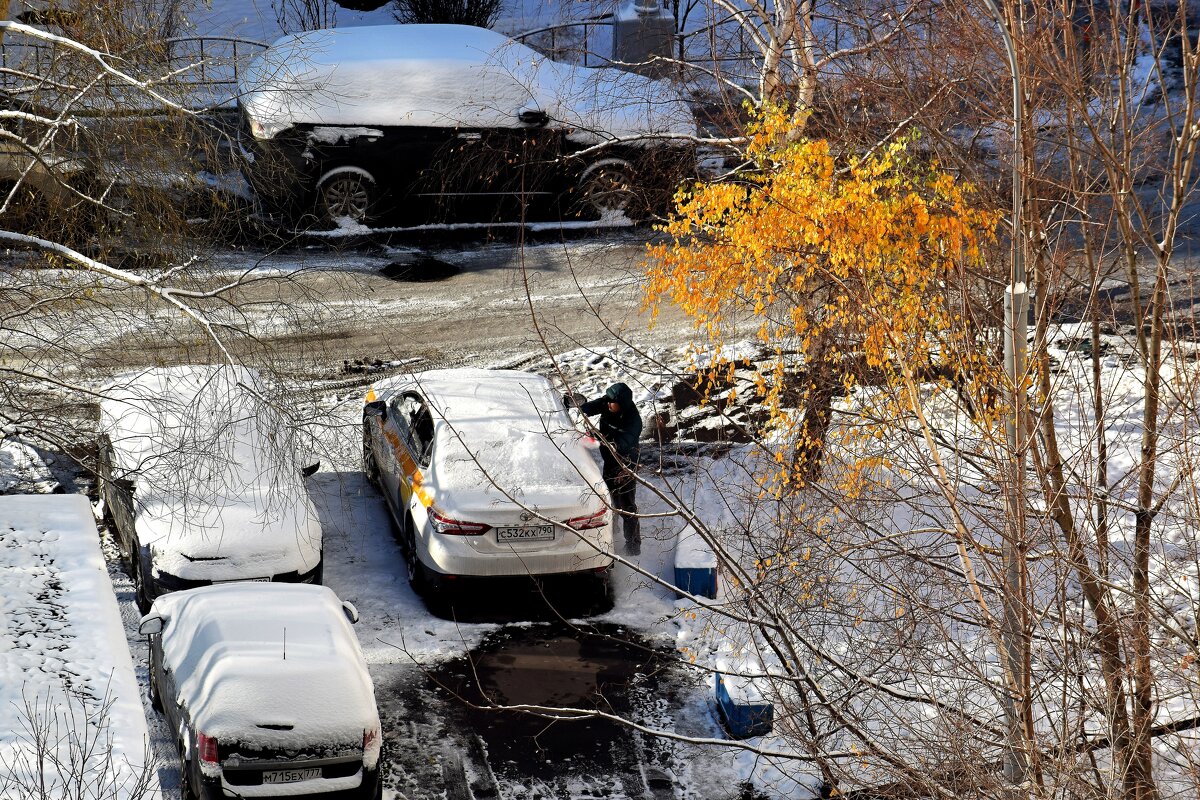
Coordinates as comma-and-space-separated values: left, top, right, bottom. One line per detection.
236, 24, 696, 227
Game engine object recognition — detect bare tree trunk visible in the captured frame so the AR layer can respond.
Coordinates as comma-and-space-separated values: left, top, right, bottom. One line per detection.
791, 332, 838, 485
1128, 251, 1166, 800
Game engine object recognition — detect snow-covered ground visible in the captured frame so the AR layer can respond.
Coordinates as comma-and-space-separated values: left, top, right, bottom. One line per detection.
7, 307, 1200, 797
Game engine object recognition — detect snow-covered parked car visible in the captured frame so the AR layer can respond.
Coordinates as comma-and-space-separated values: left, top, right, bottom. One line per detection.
138, 583, 382, 800
97, 365, 323, 612
362, 368, 614, 595
237, 24, 697, 226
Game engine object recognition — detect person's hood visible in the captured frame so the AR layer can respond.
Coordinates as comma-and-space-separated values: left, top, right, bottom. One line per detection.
605, 383, 634, 411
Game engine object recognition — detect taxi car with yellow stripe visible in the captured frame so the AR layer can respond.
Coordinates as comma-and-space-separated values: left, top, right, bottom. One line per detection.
362, 369, 614, 594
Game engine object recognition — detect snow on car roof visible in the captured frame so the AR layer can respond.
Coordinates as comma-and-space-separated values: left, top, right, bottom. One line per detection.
238, 23, 695, 142
373, 369, 606, 502
99, 364, 271, 478
153, 583, 378, 745
97, 365, 321, 571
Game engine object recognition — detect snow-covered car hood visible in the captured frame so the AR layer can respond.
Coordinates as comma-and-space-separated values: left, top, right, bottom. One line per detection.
135, 485, 321, 578
152, 584, 380, 760
238, 24, 695, 143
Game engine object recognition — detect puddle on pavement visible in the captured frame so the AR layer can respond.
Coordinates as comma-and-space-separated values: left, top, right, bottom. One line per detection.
427, 623, 675, 792
380, 256, 461, 281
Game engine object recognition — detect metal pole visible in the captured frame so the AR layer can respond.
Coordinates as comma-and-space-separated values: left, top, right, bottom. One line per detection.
978, 0, 1028, 789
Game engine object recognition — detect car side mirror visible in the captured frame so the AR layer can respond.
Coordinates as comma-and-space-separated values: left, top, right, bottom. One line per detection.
518, 108, 550, 127
364, 400, 387, 422
341, 601, 360, 624
301, 462, 320, 478
138, 614, 163, 636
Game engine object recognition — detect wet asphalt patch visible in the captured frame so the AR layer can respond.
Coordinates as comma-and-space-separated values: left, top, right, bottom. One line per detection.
380, 256, 462, 282
426, 623, 675, 795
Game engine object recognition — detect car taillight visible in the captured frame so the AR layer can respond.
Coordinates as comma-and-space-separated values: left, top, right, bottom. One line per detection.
198, 732, 219, 766
248, 117, 267, 139
565, 509, 608, 530
364, 726, 379, 750
430, 509, 490, 535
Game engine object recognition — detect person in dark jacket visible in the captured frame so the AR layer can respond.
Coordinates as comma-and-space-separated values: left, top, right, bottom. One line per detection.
568, 382, 643, 555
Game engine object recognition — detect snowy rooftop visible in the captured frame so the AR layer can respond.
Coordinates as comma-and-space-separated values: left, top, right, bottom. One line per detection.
0, 495, 151, 799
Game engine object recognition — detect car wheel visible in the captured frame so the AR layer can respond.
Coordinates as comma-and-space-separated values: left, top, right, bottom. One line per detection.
576, 162, 643, 221
362, 424, 380, 488
589, 570, 614, 615
317, 167, 376, 226
402, 514, 427, 596
402, 514, 444, 597
132, 550, 152, 615
178, 749, 197, 800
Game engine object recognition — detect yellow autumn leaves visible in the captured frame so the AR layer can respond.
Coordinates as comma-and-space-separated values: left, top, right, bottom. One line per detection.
646, 108, 994, 368
644, 108, 997, 493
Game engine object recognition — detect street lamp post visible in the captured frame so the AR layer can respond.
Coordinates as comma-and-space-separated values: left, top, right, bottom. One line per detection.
977, 0, 1029, 789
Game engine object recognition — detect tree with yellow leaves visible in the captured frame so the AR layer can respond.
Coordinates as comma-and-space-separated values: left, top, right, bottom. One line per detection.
647, 108, 998, 488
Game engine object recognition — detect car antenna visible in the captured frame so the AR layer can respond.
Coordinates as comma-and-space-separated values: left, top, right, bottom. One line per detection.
283, 627, 287, 660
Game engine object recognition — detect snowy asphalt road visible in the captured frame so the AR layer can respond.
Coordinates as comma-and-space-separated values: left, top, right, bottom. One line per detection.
83, 229, 701, 382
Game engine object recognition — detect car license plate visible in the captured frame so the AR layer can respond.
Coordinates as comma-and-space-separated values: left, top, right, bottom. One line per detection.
214, 577, 270, 584
263, 768, 322, 784
496, 525, 554, 543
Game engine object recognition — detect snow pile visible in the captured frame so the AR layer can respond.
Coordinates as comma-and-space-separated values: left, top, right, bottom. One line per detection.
239, 24, 695, 143
0, 438, 58, 493
151, 583, 380, 765
0, 495, 152, 799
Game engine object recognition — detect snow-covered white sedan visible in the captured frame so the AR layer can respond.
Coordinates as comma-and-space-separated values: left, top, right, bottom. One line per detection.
139, 584, 382, 800
362, 369, 614, 595
97, 366, 323, 612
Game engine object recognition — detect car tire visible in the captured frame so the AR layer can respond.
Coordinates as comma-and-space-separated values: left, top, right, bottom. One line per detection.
590, 570, 614, 615
178, 749, 197, 800
402, 513, 444, 597
362, 424, 380, 489
317, 167, 377, 227
576, 162, 644, 221
402, 514, 427, 596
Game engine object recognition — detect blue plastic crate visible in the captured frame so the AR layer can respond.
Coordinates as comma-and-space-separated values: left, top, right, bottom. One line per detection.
714, 672, 774, 739
673, 565, 717, 599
